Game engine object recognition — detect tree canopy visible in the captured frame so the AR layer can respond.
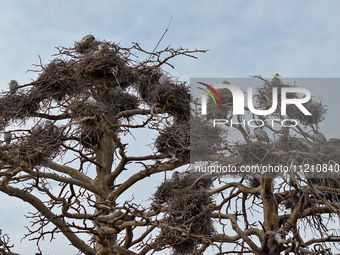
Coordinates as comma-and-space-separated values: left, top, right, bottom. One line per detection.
1, 36, 340, 255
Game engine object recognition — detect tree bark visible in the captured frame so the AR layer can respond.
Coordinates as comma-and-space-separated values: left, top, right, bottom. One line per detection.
94, 133, 116, 254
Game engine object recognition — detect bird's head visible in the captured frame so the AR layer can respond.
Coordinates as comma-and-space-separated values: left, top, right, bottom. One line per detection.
82, 34, 95, 42
7, 80, 16, 85
98, 44, 108, 51
273, 73, 282, 79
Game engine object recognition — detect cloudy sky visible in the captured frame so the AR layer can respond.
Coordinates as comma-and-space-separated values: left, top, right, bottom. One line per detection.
1, 0, 340, 254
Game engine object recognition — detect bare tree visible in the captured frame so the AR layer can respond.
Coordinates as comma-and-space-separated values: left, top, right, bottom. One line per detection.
0, 36, 339, 255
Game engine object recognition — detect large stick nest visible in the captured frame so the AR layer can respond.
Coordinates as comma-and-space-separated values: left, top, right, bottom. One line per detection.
153, 172, 215, 254
138, 76, 190, 121
68, 100, 121, 149
155, 120, 190, 160
1, 122, 64, 166
0, 91, 41, 131
31, 59, 85, 102
75, 41, 137, 90
68, 100, 119, 130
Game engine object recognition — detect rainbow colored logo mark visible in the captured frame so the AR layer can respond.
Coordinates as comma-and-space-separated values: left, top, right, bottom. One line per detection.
196, 82, 222, 106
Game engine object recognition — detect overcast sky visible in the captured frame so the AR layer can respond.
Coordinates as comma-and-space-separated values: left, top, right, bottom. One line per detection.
1, 1, 340, 254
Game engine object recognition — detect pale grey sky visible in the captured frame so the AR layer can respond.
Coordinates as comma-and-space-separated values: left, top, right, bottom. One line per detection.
1, 0, 340, 254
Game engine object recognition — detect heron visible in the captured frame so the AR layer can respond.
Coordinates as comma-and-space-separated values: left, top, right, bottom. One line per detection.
251, 127, 270, 143
172, 171, 180, 181
82, 34, 95, 43
95, 43, 108, 54
271, 73, 282, 86
314, 131, 327, 144
159, 75, 170, 84
4, 132, 12, 145
8, 80, 18, 94
112, 85, 123, 96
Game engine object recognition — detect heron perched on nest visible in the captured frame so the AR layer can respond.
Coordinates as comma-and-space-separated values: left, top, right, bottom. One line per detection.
4, 132, 12, 144
271, 73, 282, 86
250, 128, 270, 143
172, 171, 180, 181
82, 34, 95, 43
8, 80, 18, 94
314, 131, 327, 144
159, 75, 170, 84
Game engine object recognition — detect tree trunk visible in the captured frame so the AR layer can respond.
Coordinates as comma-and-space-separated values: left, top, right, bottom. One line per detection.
94, 133, 116, 254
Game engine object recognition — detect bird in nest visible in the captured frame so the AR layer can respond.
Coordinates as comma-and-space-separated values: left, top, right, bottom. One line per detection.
94, 43, 109, 54
8, 80, 18, 94
313, 131, 327, 144
82, 34, 95, 43
271, 73, 282, 86
171, 171, 180, 181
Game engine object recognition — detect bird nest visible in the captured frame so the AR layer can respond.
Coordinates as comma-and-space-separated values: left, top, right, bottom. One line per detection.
0, 91, 41, 130
31, 59, 85, 101
106, 91, 140, 119
1, 123, 64, 166
155, 120, 190, 160
69, 100, 119, 129
75, 42, 137, 89
74, 39, 102, 54
138, 79, 190, 120
153, 172, 215, 254
285, 100, 327, 126
309, 141, 340, 167
68, 101, 118, 148
276, 134, 310, 152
